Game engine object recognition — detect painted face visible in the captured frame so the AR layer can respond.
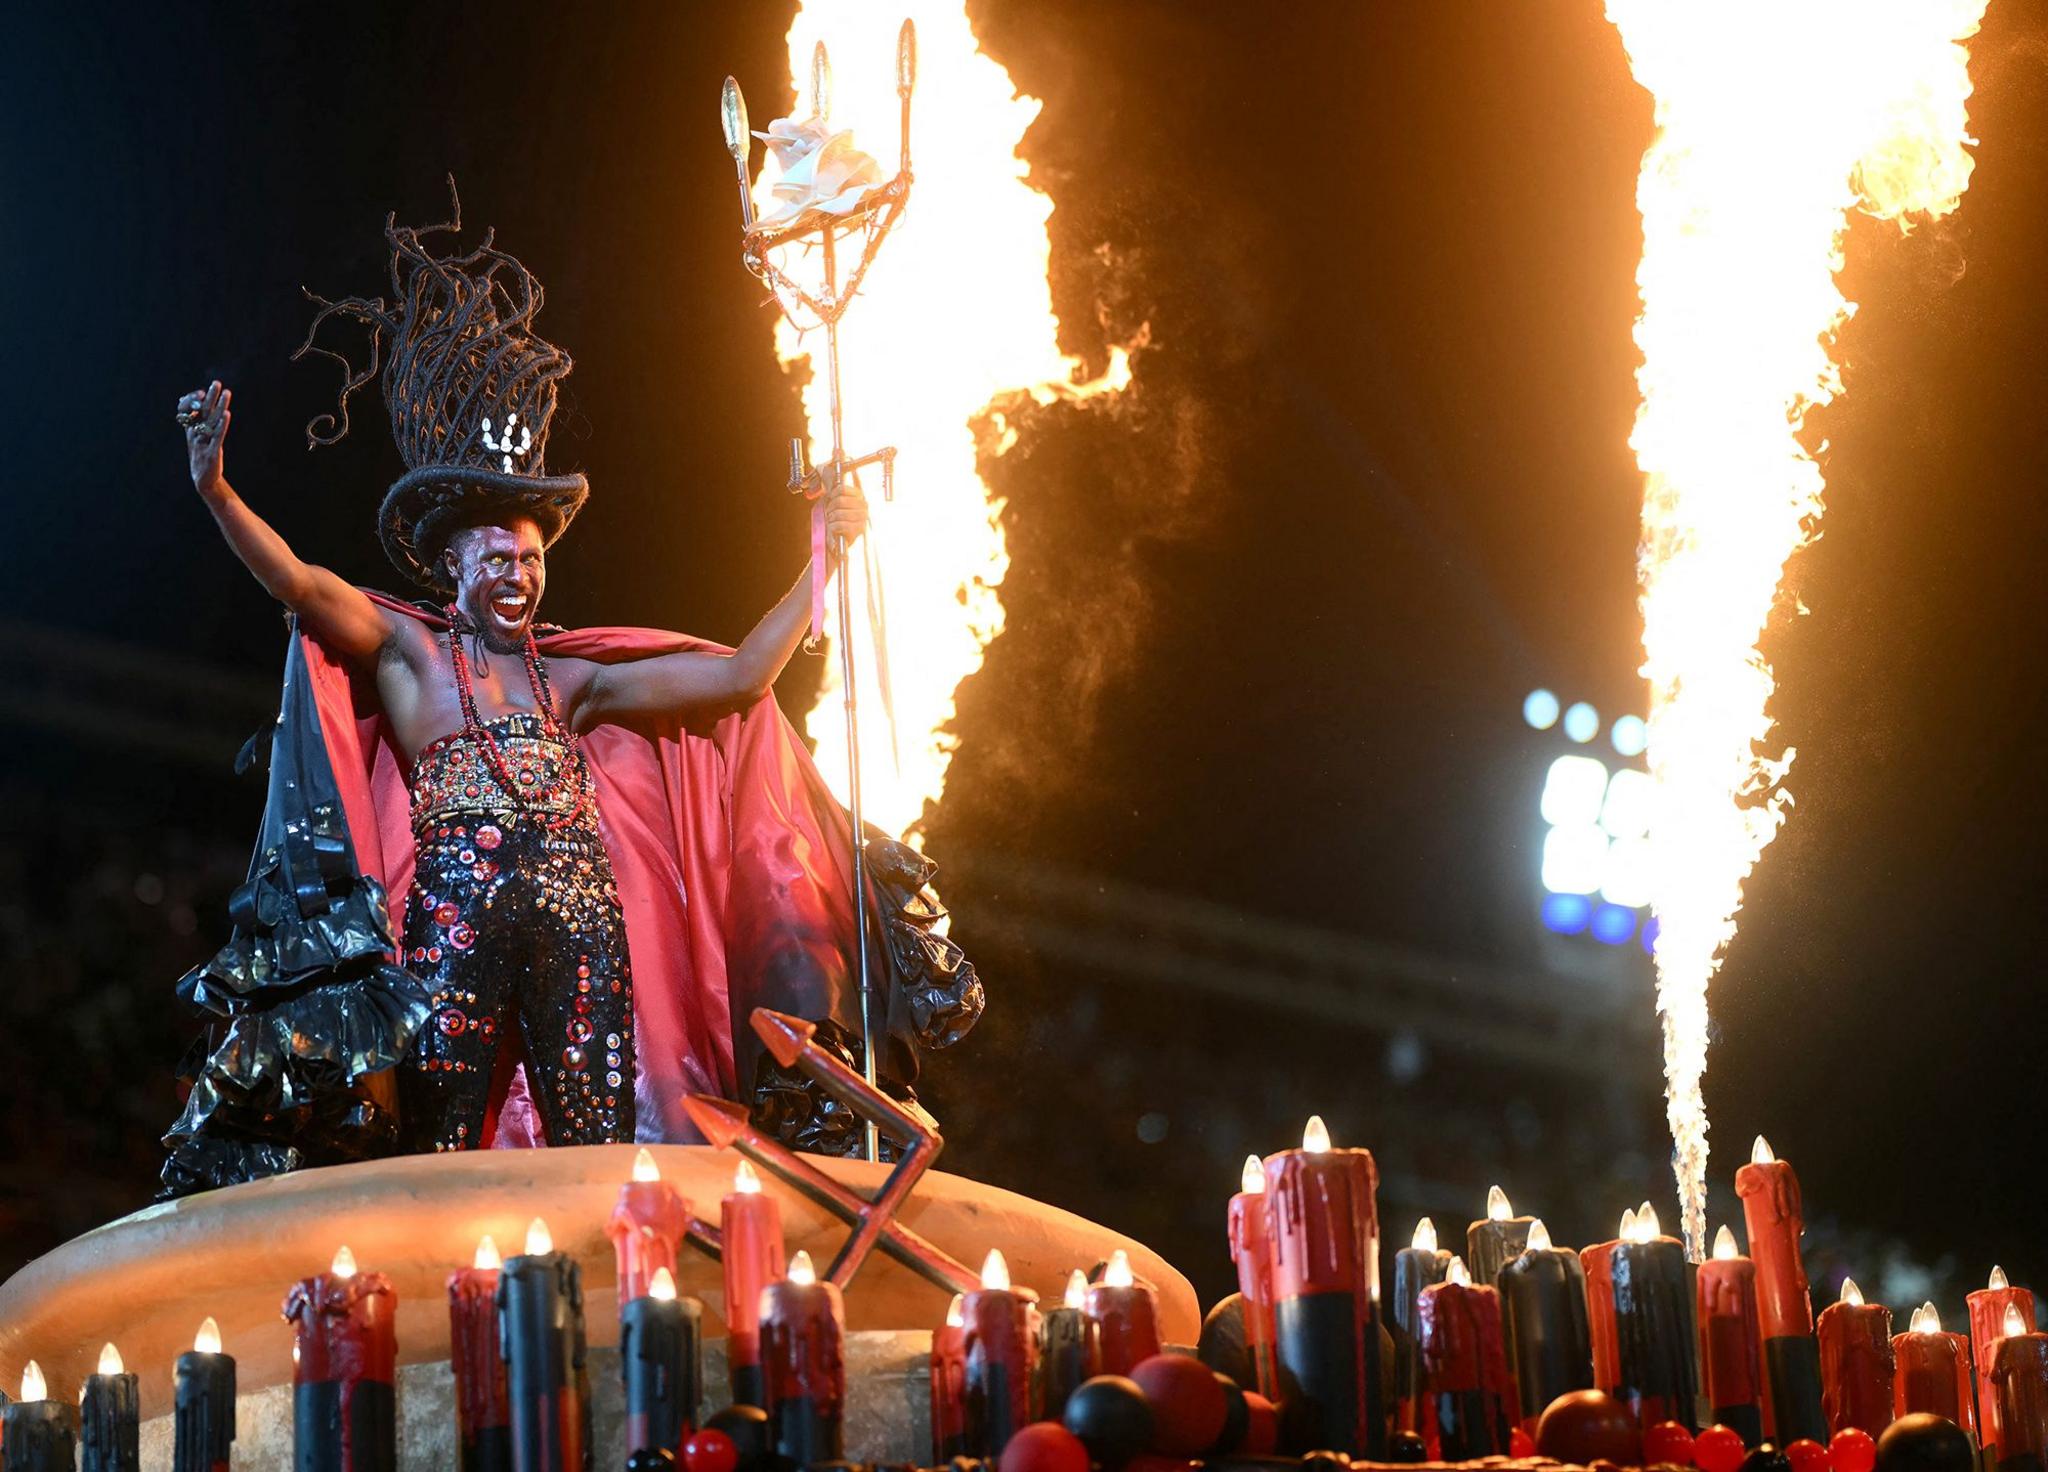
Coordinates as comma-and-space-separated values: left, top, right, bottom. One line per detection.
447, 519, 546, 650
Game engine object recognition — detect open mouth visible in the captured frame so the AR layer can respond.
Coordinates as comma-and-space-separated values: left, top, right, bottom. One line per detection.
488, 592, 530, 626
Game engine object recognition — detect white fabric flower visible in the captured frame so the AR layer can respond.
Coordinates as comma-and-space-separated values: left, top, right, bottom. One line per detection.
753, 114, 885, 229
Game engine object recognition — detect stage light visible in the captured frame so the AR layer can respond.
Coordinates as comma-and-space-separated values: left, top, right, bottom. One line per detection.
1600, 837, 1654, 908
1541, 824, 1608, 894
1640, 915, 1660, 954
1591, 903, 1638, 945
1523, 689, 1561, 730
1611, 713, 1647, 756
1541, 893, 1593, 934
1600, 767, 1653, 840
1541, 755, 1610, 828
1563, 701, 1599, 743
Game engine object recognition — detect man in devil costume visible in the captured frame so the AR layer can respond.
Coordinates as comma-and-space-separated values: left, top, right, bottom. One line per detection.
161, 196, 980, 1190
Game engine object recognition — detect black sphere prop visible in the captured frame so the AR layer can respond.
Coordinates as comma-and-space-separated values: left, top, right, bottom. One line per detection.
948, 1460, 994, 1472
1199, 1294, 1257, 1387
1388, 1430, 1429, 1464
1062, 1376, 1156, 1471
626, 1454, 677, 1472
705, 1405, 773, 1471
1213, 1372, 1250, 1453
1740, 1447, 1794, 1472
1877, 1415, 1976, 1472
1300, 1452, 1352, 1472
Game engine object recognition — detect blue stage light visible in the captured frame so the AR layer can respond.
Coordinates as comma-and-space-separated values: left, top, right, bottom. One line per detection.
1541, 893, 1593, 934
1591, 903, 1637, 945
1611, 713, 1648, 757
1563, 701, 1599, 743
1640, 915, 1661, 954
1524, 689, 1561, 730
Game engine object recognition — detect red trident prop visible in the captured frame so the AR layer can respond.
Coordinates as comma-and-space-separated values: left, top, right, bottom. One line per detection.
681, 1008, 977, 1298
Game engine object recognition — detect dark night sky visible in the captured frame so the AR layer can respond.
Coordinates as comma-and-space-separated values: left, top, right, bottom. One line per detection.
3, 2, 2047, 1309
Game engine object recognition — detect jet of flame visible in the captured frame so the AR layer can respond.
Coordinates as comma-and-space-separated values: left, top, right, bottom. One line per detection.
760, 1, 1129, 837
1607, 0, 1986, 1259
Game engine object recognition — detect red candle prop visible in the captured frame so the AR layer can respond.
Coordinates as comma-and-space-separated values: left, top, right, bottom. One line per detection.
963, 1248, 1040, 1457
449, 1235, 511, 1472
1994, 1304, 2048, 1472
2, 1360, 77, 1472
1698, 1224, 1765, 1446
1612, 1205, 1699, 1433
497, 1217, 591, 1472
1263, 1114, 1388, 1458
1973, 1267, 2039, 1464
1417, 1257, 1514, 1460
1817, 1278, 1895, 1437
1581, 1210, 1633, 1395
173, 1317, 236, 1472
1039, 1270, 1096, 1424
1735, 1136, 1827, 1445
931, 1294, 969, 1462
82, 1342, 140, 1472
1083, 1250, 1162, 1377
759, 1250, 847, 1466
1229, 1154, 1279, 1399
721, 1158, 784, 1409
284, 1244, 399, 1472
1393, 1217, 1453, 1432
1892, 1301, 1973, 1432
610, 1148, 690, 1307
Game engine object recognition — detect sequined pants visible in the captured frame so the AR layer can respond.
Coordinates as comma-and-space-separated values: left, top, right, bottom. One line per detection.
398, 812, 635, 1151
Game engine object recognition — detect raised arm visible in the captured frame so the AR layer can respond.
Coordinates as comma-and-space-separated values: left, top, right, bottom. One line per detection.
578, 484, 868, 727
179, 381, 395, 668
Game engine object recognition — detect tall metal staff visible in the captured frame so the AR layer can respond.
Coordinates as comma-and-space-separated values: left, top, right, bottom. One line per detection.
721, 22, 917, 1162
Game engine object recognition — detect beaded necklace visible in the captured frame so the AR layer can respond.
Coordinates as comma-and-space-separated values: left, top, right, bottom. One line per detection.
443, 605, 595, 831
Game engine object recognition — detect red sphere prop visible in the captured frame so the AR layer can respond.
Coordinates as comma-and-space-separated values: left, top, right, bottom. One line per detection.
1786, 1440, 1831, 1472
680, 1429, 738, 1472
1645, 1421, 1698, 1466
1512, 1426, 1537, 1459
1239, 1392, 1279, 1456
1131, 1353, 1228, 1457
1696, 1424, 1750, 1472
1831, 1428, 1878, 1472
1536, 1390, 1644, 1467
1001, 1422, 1093, 1472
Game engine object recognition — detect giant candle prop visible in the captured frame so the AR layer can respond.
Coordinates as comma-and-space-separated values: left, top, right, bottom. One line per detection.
1893, 1301, 1973, 1432
759, 1250, 846, 1466
1994, 1304, 2048, 1472
1698, 1225, 1765, 1446
81, 1342, 139, 1472
721, 1159, 784, 1408
1393, 1217, 1453, 1432
1974, 1267, 2039, 1466
1612, 1205, 1698, 1432
1735, 1136, 1826, 1445
1084, 1250, 1161, 1377
1230, 1154, 1279, 1399
284, 1245, 398, 1472
1467, 1186, 1536, 1289
1417, 1257, 1514, 1459
621, 1266, 701, 1463
1818, 1278, 1895, 1437
1039, 1270, 1095, 1423
610, 1149, 690, 1308
963, 1249, 1039, 1458
173, 1317, 236, 1472
1264, 1114, 1387, 1458
1582, 1210, 1633, 1396
498, 1217, 591, 1472
1500, 1219, 1594, 1425
931, 1295, 969, 1463
450, 1236, 511, 1472
2, 1361, 76, 1472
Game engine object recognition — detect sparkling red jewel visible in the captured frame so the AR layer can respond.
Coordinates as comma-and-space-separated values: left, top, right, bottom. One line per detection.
434, 902, 460, 926
1827, 1428, 1876, 1472
1694, 1424, 1748, 1472
1643, 1421, 1695, 1466
681, 1429, 739, 1472
1785, 1440, 1829, 1472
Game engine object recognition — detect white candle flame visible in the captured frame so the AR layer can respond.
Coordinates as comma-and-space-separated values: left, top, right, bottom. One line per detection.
1841, 1277, 1865, 1307
1104, 1249, 1135, 1289
1912, 1302, 1941, 1335
1713, 1224, 1740, 1260
1752, 1135, 1775, 1166
474, 1235, 502, 1271
1991, 1265, 2010, 1291
1526, 1218, 1553, 1253
1446, 1256, 1471, 1287
787, 1249, 818, 1286
734, 1159, 763, 1194
980, 1249, 1012, 1292
1487, 1185, 1512, 1221
946, 1293, 965, 1328
632, 1148, 661, 1183
1064, 1269, 1087, 1310
1302, 1115, 1331, 1153
330, 1244, 358, 1279
1619, 1206, 1639, 1240
194, 1318, 222, 1355
2005, 1303, 2029, 1337
97, 1343, 124, 1377
525, 1218, 553, 1256
1412, 1217, 1438, 1253
1635, 1204, 1662, 1242
1240, 1155, 1267, 1194
650, 1266, 678, 1302
20, 1360, 46, 1402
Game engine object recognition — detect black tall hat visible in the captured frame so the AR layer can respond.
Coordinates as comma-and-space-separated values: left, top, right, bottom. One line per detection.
295, 182, 587, 593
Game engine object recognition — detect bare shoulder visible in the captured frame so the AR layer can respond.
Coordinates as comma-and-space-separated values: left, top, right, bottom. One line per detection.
541, 651, 606, 718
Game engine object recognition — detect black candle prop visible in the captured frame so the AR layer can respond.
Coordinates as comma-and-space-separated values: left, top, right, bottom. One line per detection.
1, 1360, 77, 1472
1039, 1269, 1096, 1423
622, 1265, 703, 1463
962, 1248, 1039, 1458
498, 1216, 592, 1472
1392, 1217, 1453, 1433
758, 1249, 848, 1466
81, 1341, 139, 1472
1500, 1218, 1595, 1424
1611, 1206, 1698, 1431
1466, 1185, 1536, 1288
173, 1316, 236, 1472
